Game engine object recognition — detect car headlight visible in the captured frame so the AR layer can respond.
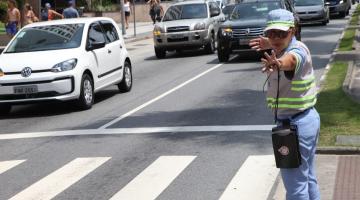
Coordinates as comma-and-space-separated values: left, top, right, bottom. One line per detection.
340, 0, 344, 3
51, 58, 77, 72
221, 28, 232, 36
194, 22, 206, 30
153, 26, 165, 36
0, 68, 4, 77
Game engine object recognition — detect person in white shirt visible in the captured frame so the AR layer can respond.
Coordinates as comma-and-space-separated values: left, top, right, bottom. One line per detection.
123, 0, 131, 29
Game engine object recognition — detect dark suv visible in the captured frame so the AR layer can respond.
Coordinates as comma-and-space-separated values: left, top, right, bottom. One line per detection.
217, 0, 301, 62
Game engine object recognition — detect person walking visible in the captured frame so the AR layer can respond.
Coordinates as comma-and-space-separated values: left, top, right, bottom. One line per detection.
62, 0, 79, 19
123, 0, 131, 29
24, 3, 39, 25
5, 0, 20, 38
147, 0, 163, 24
42, 3, 63, 21
249, 9, 320, 200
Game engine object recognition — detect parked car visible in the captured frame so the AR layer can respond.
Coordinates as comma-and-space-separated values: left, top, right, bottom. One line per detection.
295, 0, 330, 25
217, 0, 301, 62
153, 0, 225, 58
325, 0, 351, 18
0, 17, 133, 114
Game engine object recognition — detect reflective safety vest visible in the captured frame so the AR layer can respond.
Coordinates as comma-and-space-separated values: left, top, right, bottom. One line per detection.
266, 37, 317, 117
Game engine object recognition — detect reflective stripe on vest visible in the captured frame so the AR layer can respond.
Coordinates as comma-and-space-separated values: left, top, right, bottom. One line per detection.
267, 94, 317, 109
291, 75, 315, 91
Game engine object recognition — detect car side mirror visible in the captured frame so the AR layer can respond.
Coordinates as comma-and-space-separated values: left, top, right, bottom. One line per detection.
87, 41, 106, 51
211, 10, 220, 17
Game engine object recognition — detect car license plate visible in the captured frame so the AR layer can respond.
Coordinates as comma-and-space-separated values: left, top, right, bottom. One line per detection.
239, 39, 250, 45
170, 34, 185, 39
13, 85, 38, 94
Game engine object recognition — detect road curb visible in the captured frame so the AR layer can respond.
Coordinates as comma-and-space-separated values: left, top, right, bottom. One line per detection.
316, 146, 360, 154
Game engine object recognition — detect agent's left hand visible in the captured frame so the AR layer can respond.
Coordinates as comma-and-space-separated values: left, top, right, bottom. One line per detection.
261, 50, 281, 73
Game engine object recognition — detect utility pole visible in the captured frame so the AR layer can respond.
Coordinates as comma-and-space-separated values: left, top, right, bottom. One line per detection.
120, 0, 126, 35
133, 0, 136, 36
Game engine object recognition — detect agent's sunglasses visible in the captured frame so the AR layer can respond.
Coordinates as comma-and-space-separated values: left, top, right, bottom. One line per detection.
264, 30, 290, 39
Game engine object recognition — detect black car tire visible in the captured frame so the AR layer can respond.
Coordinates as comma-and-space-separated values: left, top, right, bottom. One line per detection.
0, 104, 11, 116
155, 47, 166, 59
205, 33, 215, 54
217, 42, 230, 62
77, 73, 94, 110
339, 11, 346, 18
118, 60, 132, 92
321, 20, 327, 26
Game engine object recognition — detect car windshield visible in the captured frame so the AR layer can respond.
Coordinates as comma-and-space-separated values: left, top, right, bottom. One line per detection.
295, 0, 324, 6
163, 4, 208, 21
223, 5, 235, 16
5, 23, 84, 53
231, 2, 281, 20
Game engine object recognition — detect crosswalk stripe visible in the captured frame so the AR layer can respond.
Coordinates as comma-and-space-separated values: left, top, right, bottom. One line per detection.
0, 160, 26, 175
110, 156, 196, 200
9, 157, 111, 200
219, 155, 279, 200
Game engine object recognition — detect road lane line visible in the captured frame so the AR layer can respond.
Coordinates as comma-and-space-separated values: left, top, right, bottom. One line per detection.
0, 160, 26, 175
110, 156, 196, 200
9, 157, 110, 200
0, 125, 273, 140
98, 55, 238, 129
219, 155, 279, 200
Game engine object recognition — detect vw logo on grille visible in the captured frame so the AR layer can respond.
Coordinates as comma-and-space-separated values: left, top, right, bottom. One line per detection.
21, 67, 32, 77
245, 28, 251, 35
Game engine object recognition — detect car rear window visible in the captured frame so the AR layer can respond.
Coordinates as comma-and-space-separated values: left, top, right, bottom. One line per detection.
163, 4, 208, 21
231, 2, 281, 20
5, 23, 84, 53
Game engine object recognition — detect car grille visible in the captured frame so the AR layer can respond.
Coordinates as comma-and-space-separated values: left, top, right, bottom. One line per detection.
232, 27, 264, 38
167, 37, 189, 42
298, 11, 318, 14
167, 26, 190, 33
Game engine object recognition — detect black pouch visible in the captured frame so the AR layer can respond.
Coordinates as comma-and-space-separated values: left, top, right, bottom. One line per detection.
272, 124, 301, 168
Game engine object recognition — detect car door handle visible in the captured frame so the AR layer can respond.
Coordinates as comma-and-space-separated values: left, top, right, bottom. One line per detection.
108, 49, 112, 53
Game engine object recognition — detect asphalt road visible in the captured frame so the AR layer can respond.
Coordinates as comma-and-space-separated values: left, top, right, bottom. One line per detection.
0, 14, 351, 200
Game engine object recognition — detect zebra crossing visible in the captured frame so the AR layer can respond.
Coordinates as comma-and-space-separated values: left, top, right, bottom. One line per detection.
0, 155, 279, 200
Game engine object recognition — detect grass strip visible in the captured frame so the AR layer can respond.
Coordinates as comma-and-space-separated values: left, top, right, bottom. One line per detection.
338, 4, 360, 51
0, 22, 4, 34
316, 62, 360, 146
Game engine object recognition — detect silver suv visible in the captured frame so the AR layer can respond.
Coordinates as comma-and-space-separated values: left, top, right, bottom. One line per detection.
153, 0, 224, 58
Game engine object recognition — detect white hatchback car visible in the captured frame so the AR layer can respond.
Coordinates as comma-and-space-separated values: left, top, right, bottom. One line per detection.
0, 17, 132, 114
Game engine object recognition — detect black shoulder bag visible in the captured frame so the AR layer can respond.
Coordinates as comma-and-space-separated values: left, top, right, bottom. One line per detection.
271, 68, 301, 168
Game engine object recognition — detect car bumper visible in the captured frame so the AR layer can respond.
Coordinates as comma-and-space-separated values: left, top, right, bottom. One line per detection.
329, 3, 348, 14
298, 13, 327, 24
0, 74, 77, 103
153, 29, 210, 49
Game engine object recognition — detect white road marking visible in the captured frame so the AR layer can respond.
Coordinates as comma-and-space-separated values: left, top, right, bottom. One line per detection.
0, 125, 273, 140
109, 156, 196, 200
98, 55, 238, 129
219, 155, 279, 200
0, 160, 26, 175
9, 157, 110, 200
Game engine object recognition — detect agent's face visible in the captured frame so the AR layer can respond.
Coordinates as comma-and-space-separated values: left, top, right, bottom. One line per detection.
7, 1, 15, 8
265, 28, 294, 55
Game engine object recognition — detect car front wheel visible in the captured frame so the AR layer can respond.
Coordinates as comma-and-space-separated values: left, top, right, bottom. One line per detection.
217, 41, 230, 62
77, 73, 94, 110
118, 60, 132, 92
205, 33, 215, 54
155, 47, 166, 59
0, 104, 11, 116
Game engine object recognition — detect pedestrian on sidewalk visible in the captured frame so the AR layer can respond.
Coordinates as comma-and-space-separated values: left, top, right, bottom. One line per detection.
41, 3, 63, 21
5, 0, 20, 38
123, 0, 131, 29
62, 0, 79, 19
249, 9, 320, 200
24, 3, 39, 25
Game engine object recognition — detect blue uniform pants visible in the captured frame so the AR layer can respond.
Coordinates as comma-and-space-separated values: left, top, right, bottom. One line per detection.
279, 108, 321, 200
